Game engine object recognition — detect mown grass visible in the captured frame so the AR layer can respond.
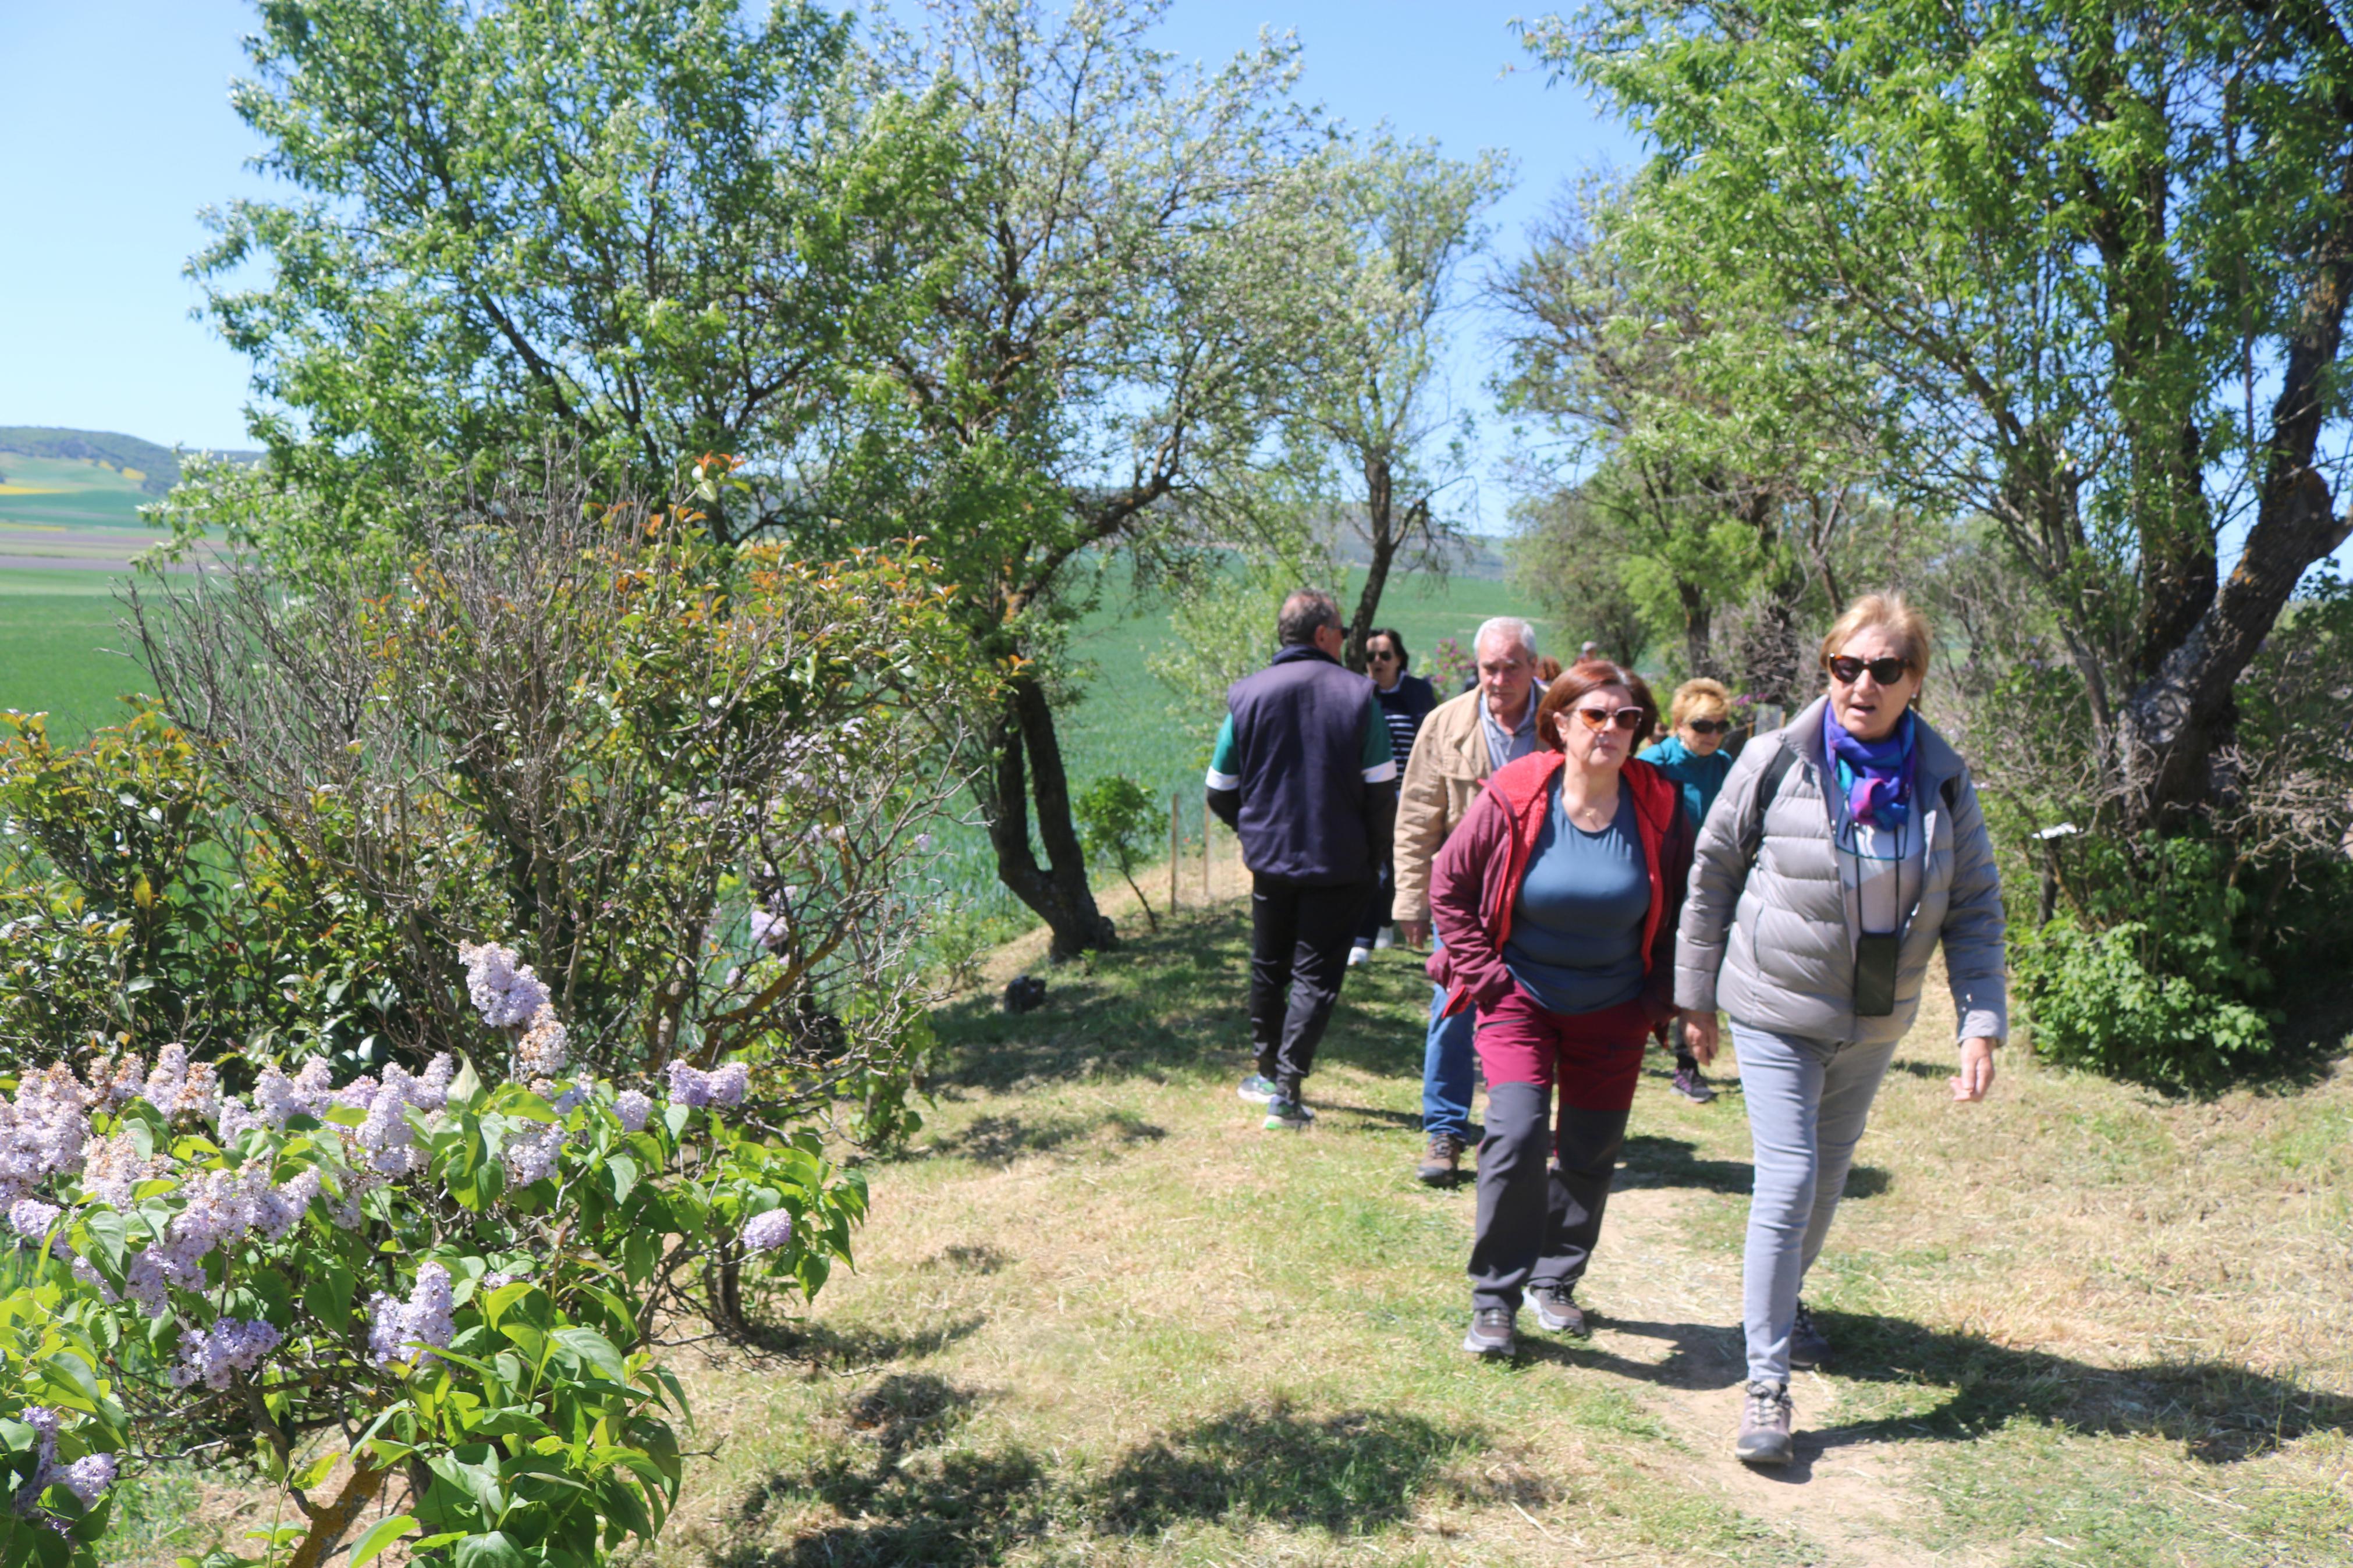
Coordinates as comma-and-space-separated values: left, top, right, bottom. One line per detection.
616, 895, 2353, 1568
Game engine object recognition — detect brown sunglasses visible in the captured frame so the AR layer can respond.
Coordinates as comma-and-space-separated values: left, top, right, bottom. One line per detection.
1575, 705, 1646, 732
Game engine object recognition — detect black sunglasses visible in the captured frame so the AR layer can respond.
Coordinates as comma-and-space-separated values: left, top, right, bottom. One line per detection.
1367, 648, 1400, 662
1827, 655, 1911, 685
1685, 717, 1731, 736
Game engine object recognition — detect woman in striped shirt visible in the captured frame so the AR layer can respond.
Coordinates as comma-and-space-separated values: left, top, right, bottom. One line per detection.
1352, 628, 1438, 965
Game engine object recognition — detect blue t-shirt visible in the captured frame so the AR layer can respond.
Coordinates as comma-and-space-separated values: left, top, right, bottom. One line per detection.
1502, 782, 1651, 1016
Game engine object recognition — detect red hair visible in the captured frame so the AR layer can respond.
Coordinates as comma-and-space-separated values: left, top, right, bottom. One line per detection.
1535, 659, 1660, 752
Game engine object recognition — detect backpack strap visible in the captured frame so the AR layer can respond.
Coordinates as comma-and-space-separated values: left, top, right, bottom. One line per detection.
1737, 742, 1801, 868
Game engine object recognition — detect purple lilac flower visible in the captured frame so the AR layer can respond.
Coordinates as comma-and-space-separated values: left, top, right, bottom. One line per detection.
414, 1054, 457, 1111
459, 941, 551, 1029
613, 1090, 652, 1133
358, 1078, 419, 1177
0, 1066, 91, 1207
368, 1263, 456, 1370
742, 1209, 794, 1253
707, 1062, 749, 1108
8, 1200, 59, 1239
123, 1253, 168, 1318
517, 1007, 569, 1077
665, 1061, 711, 1109
747, 908, 785, 951
171, 1318, 282, 1390
79, 1132, 152, 1210
503, 1124, 561, 1189
60, 1455, 116, 1507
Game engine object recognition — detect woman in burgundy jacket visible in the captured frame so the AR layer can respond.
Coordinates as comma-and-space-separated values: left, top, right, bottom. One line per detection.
1427, 659, 1695, 1358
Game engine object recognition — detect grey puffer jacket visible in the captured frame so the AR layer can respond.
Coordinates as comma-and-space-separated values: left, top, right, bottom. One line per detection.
1674, 698, 2007, 1046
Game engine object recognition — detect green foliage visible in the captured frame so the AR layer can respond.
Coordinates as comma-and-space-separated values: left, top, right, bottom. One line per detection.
2017, 835, 2277, 1091
1074, 776, 1162, 933
0, 977, 861, 1568
183, 0, 956, 555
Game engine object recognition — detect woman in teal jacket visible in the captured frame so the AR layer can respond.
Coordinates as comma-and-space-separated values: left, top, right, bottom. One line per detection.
1639, 677, 1736, 1101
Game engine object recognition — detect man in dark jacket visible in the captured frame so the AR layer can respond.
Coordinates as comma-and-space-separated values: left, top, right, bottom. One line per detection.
1205, 591, 1398, 1130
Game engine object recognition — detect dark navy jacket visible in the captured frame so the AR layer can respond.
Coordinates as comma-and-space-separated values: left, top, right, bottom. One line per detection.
1204, 645, 1399, 887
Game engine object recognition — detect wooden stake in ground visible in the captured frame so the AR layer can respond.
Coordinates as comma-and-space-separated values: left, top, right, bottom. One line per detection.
1168, 792, 1180, 911
1202, 812, 1212, 901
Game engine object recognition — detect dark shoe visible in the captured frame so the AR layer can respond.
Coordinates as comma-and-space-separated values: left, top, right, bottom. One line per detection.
1236, 1073, 1278, 1104
1462, 1306, 1516, 1359
1262, 1096, 1315, 1131
1529, 1283, 1589, 1337
1415, 1132, 1466, 1185
1670, 1065, 1717, 1103
1736, 1379, 1794, 1466
1790, 1300, 1830, 1370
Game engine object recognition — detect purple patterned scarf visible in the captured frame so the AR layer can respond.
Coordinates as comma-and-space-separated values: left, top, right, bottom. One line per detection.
1823, 705, 1917, 830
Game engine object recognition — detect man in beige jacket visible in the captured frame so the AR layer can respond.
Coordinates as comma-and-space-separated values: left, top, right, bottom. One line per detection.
1394, 617, 1546, 1183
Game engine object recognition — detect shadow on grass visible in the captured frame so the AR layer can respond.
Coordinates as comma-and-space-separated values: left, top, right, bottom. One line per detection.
929, 908, 1431, 1094
734, 1313, 988, 1373
1608, 1134, 1890, 1200
1086, 1400, 1492, 1535
728, 1373, 1048, 1567
1558, 1310, 2352, 1475
928, 1108, 1167, 1167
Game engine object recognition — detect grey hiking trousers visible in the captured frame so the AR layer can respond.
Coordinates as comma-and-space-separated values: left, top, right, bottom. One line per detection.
1734, 1021, 1897, 1385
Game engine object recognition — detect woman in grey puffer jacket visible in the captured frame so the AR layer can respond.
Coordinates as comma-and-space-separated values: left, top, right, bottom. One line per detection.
1674, 593, 2006, 1468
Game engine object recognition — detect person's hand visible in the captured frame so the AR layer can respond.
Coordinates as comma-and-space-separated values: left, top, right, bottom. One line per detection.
1680, 1010, 1719, 1066
1951, 1037, 1997, 1102
1398, 920, 1430, 950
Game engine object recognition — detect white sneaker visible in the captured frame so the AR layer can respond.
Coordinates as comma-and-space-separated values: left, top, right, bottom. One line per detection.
1347, 944, 1371, 967
1374, 928, 1395, 951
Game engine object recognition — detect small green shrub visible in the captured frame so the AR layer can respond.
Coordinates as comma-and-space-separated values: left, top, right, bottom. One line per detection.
2017, 834, 2279, 1091
1074, 776, 1161, 933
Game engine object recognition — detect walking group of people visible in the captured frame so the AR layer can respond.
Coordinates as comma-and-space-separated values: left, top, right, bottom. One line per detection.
1203, 588, 2006, 1464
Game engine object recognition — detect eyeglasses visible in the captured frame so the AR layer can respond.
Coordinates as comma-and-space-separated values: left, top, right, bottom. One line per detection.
1827, 655, 1912, 685
1575, 706, 1645, 733
1367, 649, 1399, 662
1685, 717, 1731, 736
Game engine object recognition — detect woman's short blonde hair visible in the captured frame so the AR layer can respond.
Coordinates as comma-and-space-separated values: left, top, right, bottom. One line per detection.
1819, 592, 1935, 677
1669, 677, 1732, 729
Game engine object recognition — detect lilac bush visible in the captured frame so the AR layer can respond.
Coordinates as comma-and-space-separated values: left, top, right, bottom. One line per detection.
0, 940, 859, 1568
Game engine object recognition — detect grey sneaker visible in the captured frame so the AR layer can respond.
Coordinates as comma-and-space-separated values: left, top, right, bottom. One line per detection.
1415, 1132, 1466, 1185
1670, 1065, 1717, 1103
1236, 1073, 1278, 1104
1262, 1096, 1315, 1131
1462, 1306, 1516, 1359
1736, 1379, 1794, 1465
1790, 1300, 1830, 1370
1529, 1283, 1588, 1338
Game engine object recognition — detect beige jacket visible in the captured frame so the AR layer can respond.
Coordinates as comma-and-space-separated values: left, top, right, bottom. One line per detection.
1392, 687, 1509, 924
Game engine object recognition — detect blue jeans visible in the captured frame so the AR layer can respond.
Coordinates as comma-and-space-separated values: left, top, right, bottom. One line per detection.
1421, 934, 1478, 1140
1734, 1021, 1897, 1385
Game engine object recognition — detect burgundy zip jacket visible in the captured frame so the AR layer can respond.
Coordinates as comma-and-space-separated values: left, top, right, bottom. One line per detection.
1426, 751, 1694, 1026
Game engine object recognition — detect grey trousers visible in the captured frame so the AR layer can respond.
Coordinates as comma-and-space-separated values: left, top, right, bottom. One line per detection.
1734, 1021, 1897, 1385
1467, 1083, 1627, 1313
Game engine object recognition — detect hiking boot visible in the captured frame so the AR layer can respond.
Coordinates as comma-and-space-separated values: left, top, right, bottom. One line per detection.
1415, 1132, 1466, 1185
1736, 1379, 1795, 1466
1236, 1073, 1279, 1104
1346, 943, 1372, 967
1670, 1065, 1717, 1103
1529, 1283, 1589, 1338
1462, 1306, 1516, 1359
1262, 1096, 1315, 1131
1790, 1300, 1830, 1370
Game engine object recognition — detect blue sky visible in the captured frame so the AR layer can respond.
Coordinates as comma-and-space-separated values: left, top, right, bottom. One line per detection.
0, 1, 1634, 525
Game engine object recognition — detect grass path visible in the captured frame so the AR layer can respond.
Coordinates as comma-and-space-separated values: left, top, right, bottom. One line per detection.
627, 893, 2352, 1568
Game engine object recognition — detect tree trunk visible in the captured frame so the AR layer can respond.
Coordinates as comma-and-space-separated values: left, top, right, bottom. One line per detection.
2117, 81, 2353, 830
1345, 457, 1397, 673
979, 677, 1118, 961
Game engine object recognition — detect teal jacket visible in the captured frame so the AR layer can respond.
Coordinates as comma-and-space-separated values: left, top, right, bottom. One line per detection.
1638, 734, 1734, 836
